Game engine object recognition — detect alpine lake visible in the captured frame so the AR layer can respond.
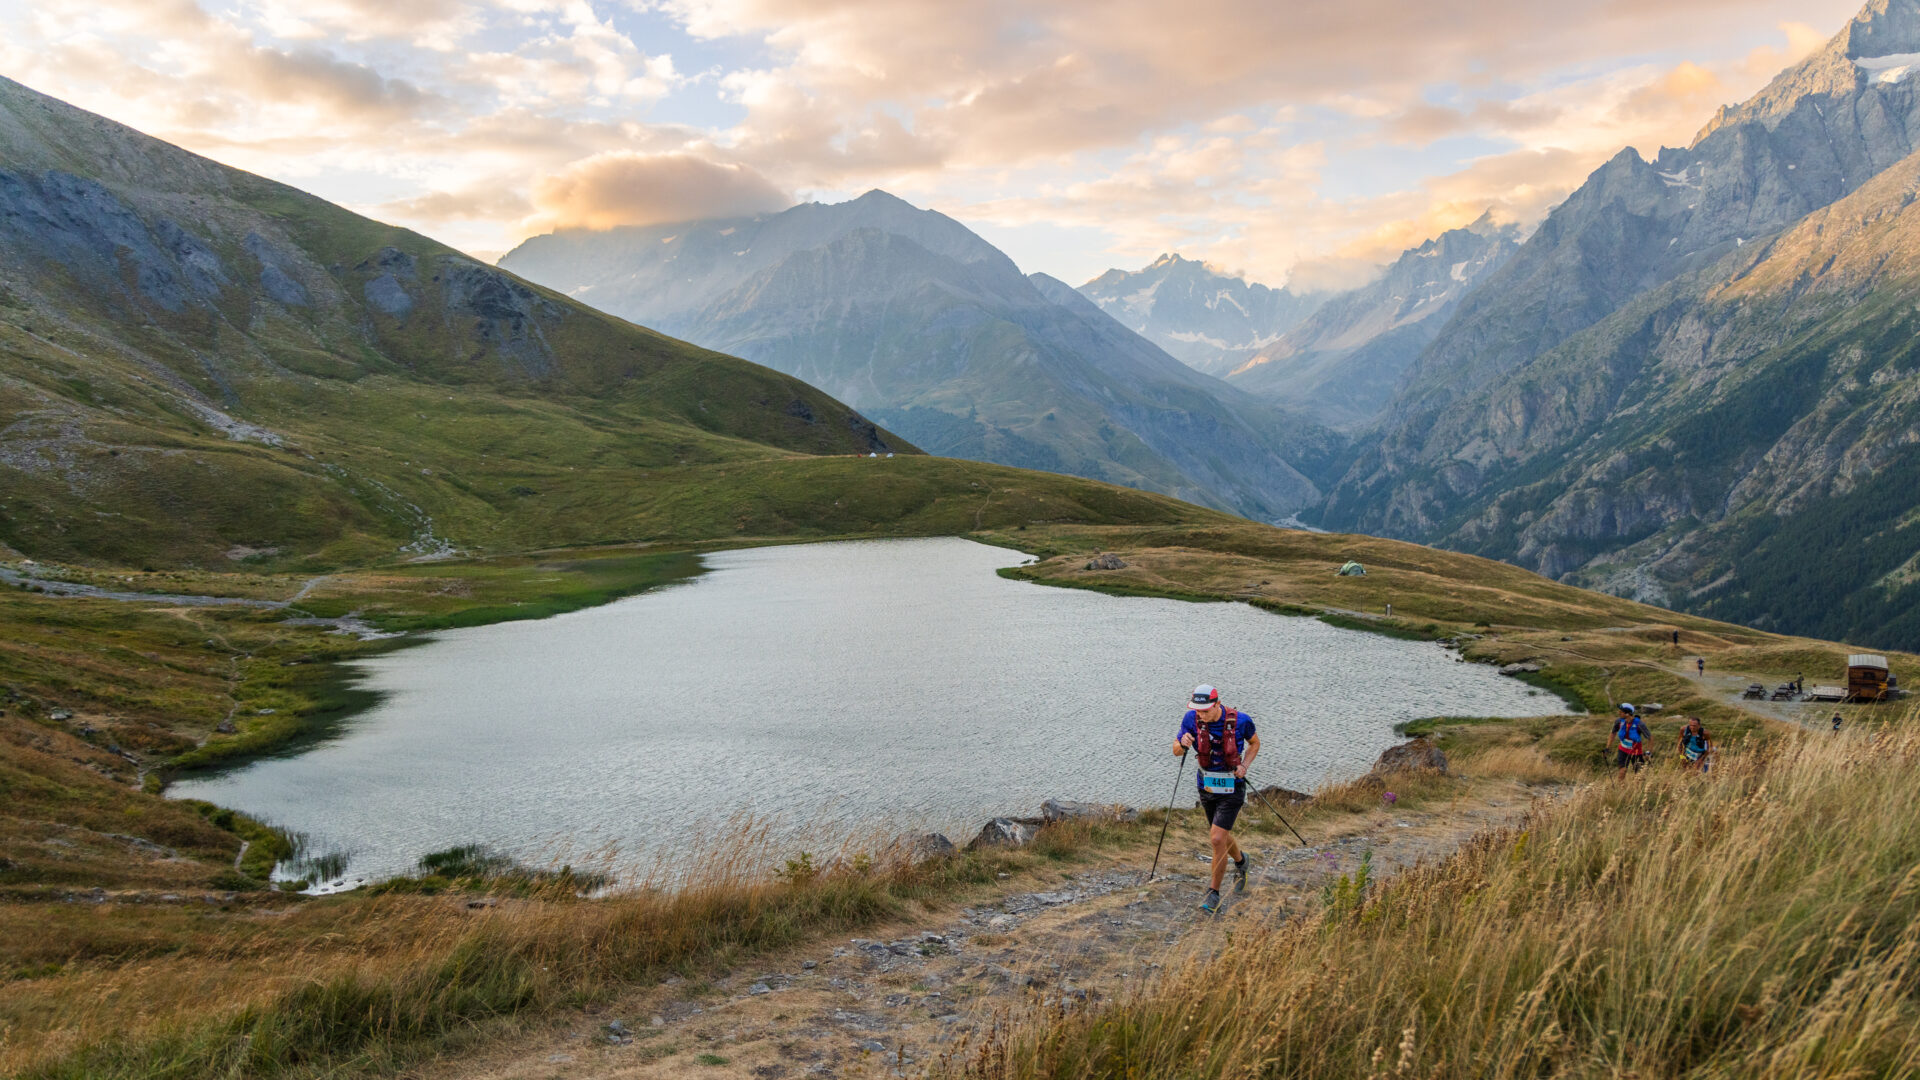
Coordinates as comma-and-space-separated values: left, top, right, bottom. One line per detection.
171, 538, 1558, 887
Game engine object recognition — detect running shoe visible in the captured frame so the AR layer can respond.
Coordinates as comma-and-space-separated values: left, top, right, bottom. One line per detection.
1200, 888, 1221, 914
1234, 855, 1249, 894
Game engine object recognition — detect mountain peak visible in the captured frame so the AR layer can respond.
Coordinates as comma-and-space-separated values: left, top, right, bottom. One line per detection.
851, 188, 913, 208
1693, 0, 1920, 143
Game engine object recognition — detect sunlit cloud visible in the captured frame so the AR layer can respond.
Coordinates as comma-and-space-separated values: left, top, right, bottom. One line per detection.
528, 151, 790, 230
0, 0, 1864, 285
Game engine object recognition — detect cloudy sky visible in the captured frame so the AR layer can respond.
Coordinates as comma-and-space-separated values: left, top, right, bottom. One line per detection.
0, 0, 1867, 289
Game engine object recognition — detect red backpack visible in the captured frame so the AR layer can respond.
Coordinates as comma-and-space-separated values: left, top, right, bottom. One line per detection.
1195, 707, 1243, 772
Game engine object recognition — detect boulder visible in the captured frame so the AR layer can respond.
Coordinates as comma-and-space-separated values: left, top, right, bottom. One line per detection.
1373, 737, 1448, 775
1498, 662, 1543, 675
968, 817, 1041, 850
1084, 552, 1127, 570
1254, 785, 1314, 805
1040, 799, 1138, 823
909, 833, 956, 862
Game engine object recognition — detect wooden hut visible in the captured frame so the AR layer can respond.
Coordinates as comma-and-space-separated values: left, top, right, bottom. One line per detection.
1847, 654, 1892, 702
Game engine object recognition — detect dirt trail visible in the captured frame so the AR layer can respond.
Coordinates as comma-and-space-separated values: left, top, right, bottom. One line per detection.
427, 781, 1555, 1080
1663, 662, 1840, 727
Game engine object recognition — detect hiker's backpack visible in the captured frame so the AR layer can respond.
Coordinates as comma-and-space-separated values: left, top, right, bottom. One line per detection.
1683, 728, 1709, 760
1617, 716, 1646, 753
1195, 707, 1244, 772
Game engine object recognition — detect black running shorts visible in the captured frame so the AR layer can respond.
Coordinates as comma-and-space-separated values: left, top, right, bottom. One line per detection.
1199, 789, 1244, 830
1615, 749, 1646, 770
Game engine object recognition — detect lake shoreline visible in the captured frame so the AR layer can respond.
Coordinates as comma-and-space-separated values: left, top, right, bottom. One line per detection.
167, 538, 1554, 885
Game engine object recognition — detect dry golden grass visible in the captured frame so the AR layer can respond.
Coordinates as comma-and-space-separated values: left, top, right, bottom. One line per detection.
2, 814, 1149, 1079
1452, 743, 1585, 785
962, 710, 1920, 1079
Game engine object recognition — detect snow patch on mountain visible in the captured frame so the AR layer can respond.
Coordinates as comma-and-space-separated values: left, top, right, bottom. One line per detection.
1855, 51, 1920, 83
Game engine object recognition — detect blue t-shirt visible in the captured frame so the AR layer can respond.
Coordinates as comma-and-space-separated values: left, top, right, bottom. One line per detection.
1179, 709, 1257, 791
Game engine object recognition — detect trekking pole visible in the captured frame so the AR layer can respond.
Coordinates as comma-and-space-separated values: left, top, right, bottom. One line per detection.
1145, 749, 1188, 883
1248, 783, 1309, 847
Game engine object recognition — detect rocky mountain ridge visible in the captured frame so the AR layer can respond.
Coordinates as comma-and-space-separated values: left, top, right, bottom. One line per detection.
1076, 253, 1324, 377
1225, 215, 1518, 430
501, 194, 1336, 520
1309, 0, 1920, 650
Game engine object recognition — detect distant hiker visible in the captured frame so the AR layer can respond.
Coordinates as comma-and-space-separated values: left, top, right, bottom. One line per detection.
1833, 712, 1844, 732
1697, 658, 1706, 676
1176, 684, 1259, 914
1613, 703, 1649, 775
1672, 630, 1679, 646
1795, 674, 1804, 695
1678, 716, 1713, 773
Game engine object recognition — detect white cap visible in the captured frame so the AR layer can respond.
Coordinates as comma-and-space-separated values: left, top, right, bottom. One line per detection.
1190, 684, 1220, 707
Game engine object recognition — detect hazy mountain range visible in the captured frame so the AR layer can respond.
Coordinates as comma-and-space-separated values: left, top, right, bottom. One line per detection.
1078, 254, 1324, 377
1216, 217, 1517, 431
500, 194, 1335, 520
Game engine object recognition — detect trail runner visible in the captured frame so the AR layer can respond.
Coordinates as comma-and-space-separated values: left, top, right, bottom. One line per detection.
1175, 684, 1260, 914
1613, 703, 1649, 775
1678, 716, 1713, 773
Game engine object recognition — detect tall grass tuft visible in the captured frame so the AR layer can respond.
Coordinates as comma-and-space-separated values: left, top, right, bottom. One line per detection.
965, 714, 1920, 1079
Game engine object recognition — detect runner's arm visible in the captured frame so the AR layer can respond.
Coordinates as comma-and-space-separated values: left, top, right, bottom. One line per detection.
1237, 733, 1260, 777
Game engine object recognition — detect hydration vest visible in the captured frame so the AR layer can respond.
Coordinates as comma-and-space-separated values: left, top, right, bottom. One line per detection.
1195, 707, 1244, 772
1616, 716, 1645, 754
1682, 729, 1709, 760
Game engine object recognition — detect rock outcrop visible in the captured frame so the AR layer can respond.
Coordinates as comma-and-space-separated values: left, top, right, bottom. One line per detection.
968, 818, 1042, 849
1255, 785, 1314, 805
908, 833, 956, 862
1040, 799, 1138, 823
1373, 737, 1449, 775
966, 798, 1142, 851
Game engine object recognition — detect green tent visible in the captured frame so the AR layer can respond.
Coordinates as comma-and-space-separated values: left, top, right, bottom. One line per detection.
1336, 561, 1366, 576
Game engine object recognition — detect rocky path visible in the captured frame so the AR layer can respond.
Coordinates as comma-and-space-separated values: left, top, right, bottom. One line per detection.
0, 567, 398, 638
0, 566, 287, 608
429, 781, 1553, 1080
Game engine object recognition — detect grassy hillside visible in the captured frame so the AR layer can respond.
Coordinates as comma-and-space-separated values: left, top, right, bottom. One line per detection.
0, 73, 917, 569
969, 719, 1920, 1079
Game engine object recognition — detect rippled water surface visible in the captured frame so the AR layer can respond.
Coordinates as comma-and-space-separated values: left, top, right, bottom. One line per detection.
172, 538, 1554, 880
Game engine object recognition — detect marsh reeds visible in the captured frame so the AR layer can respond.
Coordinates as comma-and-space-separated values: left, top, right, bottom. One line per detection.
963, 715, 1920, 1078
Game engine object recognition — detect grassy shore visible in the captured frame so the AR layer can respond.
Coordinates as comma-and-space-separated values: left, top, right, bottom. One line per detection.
963, 713, 1920, 1079
3, 815, 1152, 1077
3, 514, 1913, 1076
